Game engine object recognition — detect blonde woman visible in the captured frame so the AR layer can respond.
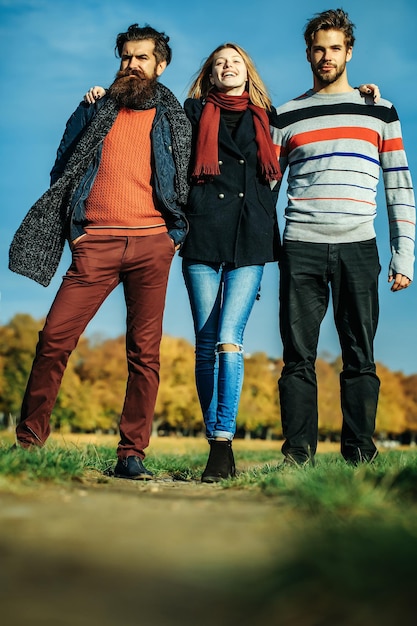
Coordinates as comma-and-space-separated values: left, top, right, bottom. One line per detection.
179, 43, 281, 482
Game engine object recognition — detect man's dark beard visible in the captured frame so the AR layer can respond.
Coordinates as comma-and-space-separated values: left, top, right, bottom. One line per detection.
107, 69, 158, 109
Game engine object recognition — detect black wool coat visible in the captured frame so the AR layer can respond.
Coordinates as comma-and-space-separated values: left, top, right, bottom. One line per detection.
180, 98, 281, 267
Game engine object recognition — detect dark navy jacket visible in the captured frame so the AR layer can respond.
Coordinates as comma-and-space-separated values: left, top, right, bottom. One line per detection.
180, 98, 280, 267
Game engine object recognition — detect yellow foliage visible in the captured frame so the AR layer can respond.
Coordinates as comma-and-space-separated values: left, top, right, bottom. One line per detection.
2, 314, 417, 437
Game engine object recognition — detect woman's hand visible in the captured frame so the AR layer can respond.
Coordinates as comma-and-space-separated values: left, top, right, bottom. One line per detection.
83, 86, 106, 104
358, 83, 381, 103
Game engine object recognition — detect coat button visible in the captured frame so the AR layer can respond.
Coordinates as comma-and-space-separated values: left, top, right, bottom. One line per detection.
218, 193, 225, 199
218, 160, 223, 165
238, 159, 245, 164
238, 192, 244, 198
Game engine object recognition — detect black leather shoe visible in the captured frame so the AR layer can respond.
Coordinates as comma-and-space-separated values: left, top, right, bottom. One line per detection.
114, 456, 154, 480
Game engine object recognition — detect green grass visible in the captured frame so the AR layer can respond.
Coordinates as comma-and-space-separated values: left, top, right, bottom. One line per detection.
2, 437, 417, 527
1, 437, 417, 511
0, 441, 103, 484
245, 517, 417, 626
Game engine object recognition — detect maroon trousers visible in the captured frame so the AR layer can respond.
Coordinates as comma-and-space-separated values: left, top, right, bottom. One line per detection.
16, 233, 175, 458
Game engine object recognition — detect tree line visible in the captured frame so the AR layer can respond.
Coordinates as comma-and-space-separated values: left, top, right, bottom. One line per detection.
1, 313, 417, 441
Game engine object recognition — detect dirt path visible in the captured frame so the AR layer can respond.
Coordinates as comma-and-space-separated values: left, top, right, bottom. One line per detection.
2, 437, 414, 625
0, 467, 297, 626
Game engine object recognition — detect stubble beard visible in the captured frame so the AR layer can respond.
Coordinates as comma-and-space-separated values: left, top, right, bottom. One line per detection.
107, 69, 158, 109
311, 61, 346, 87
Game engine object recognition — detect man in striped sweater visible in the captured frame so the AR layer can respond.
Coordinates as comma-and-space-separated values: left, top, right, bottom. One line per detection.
271, 8, 415, 466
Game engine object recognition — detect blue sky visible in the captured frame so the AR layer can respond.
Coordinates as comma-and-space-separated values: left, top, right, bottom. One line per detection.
1, 0, 416, 373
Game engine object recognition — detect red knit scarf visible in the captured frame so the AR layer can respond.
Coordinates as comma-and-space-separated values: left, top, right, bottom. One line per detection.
191, 89, 281, 183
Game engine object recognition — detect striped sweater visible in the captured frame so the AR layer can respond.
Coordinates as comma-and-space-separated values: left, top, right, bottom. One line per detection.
271, 89, 416, 280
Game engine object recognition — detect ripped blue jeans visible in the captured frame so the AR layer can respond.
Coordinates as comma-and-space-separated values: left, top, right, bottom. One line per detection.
182, 260, 264, 440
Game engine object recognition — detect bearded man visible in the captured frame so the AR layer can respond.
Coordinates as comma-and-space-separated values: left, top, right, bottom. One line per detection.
9, 24, 191, 479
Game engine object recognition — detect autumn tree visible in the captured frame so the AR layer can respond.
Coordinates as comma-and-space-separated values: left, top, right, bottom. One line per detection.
155, 336, 201, 435
397, 373, 417, 433
2, 314, 417, 439
316, 358, 342, 438
238, 352, 281, 439
59, 335, 128, 433
375, 363, 409, 435
0, 314, 40, 417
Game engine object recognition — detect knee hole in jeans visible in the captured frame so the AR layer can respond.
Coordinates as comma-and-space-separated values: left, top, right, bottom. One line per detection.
216, 343, 243, 353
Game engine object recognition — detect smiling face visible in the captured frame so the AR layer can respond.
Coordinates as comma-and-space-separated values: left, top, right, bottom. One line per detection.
307, 29, 352, 92
209, 47, 248, 95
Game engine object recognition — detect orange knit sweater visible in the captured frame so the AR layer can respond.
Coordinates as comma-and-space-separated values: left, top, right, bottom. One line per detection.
85, 108, 167, 237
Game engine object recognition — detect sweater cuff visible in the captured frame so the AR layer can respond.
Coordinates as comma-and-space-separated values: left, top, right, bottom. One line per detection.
389, 249, 415, 281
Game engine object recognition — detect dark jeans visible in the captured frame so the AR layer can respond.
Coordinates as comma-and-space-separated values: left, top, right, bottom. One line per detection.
278, 239, 380, 463
16, 233, 175, 459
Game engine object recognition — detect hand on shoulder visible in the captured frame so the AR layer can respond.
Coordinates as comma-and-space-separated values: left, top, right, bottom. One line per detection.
84, 86, 106, 104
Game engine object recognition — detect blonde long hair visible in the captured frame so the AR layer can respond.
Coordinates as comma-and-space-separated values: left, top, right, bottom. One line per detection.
187, 43, 272, 110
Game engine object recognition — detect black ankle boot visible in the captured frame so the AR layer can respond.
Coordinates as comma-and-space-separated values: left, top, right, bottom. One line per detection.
201, 440, 236, 483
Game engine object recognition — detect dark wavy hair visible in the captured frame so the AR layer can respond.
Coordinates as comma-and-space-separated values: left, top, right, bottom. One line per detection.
115, 23, 172, 65
304, 8, 355, 49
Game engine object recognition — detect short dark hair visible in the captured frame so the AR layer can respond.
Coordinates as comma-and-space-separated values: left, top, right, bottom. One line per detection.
115, 23, 172, 65
304, 8, 355, 49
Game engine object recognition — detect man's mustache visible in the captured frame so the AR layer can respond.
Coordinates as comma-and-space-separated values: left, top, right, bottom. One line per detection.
318, 62, 336, 70
116, 68, 147, 80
